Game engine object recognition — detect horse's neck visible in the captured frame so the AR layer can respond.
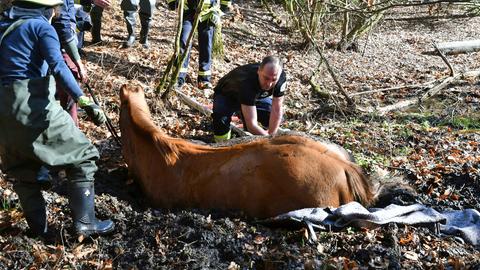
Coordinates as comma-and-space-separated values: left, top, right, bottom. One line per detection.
126, 107, 213, 164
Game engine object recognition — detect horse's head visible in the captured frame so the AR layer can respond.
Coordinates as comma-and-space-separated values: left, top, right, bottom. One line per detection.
120, 84, 144, 105
120, 84, 150, 115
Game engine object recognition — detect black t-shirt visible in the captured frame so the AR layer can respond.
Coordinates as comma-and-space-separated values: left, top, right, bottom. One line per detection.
214, 63, 287, 106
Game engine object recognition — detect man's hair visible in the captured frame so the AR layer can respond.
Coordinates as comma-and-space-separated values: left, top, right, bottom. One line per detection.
260, 56, 282, 71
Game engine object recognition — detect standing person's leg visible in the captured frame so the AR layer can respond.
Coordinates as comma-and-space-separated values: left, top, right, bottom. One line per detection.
3, 152, 48, 237
138, 0, 155, 48
197, 19, 214, 90
212, 94, 238, 142
75, 5, 92, 48
41, 92, 114, 237
177, 11, 194, 87
90, 5, 104, 43
0, 78, 54, 239
65, 158, 114, 236
121, 0, 139, 47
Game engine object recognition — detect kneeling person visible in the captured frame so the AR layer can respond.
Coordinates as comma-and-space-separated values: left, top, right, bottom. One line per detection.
212, 56, 287, 142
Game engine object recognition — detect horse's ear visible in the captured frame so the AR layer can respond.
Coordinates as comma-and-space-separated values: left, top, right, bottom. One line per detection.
120, 84, 129, 103
135, 85, 143, 93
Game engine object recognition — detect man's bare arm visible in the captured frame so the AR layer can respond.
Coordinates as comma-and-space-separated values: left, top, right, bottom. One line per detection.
241, 104, 268, 135
268, 96, 283, 135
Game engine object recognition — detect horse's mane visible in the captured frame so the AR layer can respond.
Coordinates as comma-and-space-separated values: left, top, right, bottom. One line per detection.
120, 86, 180, 165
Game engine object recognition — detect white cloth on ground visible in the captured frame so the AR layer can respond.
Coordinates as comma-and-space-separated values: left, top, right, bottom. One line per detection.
264, 202, 480, 246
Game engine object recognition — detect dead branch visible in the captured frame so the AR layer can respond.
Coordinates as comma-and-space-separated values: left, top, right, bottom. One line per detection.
261, 0, 283, 26
285, 0, 355, 107
300, 28, 355, 106
350, 80, 437, 97
376, 69, 480, 114
172, 88, 250, 137
156, 0, 185, 94
308, 78, 330, 99
385, 13, 477, 22
433, 42, 455, 76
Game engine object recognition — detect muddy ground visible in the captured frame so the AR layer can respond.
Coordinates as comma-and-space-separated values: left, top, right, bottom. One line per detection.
1, 0, 480, 269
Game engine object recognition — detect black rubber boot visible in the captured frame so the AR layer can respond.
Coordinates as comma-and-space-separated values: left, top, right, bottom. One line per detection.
123, 11, 136, 48
139, 13, 151, 49
68, 182, 114, 237
90, 6, 103, 43
13, 182, 48, 237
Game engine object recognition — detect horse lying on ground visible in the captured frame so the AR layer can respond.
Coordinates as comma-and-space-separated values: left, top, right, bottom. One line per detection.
119, 85, 375, 218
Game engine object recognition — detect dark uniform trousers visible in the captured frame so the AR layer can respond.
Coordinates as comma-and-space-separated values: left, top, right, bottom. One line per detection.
121, 0, 155, 39
178, 8, 214, 83
212, 93, 272, 136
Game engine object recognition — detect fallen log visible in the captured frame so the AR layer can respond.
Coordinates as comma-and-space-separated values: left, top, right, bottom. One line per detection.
119, 85, 375, 218
172, 88, 250, 137
424, 39, 480, 55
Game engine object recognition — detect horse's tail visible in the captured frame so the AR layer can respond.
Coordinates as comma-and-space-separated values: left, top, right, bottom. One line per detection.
344, 163, 375, 207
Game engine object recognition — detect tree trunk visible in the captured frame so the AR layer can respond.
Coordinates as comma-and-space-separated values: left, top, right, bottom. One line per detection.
338, 11, 383, 51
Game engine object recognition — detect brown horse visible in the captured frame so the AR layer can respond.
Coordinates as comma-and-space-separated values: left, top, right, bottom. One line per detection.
119, 85, 375, 218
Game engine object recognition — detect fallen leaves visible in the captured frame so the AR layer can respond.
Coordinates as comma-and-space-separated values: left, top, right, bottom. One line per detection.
72, 244, 97, 259
399, 232, 414, 245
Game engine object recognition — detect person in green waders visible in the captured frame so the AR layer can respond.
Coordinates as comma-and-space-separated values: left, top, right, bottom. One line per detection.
0, 0, 114, 240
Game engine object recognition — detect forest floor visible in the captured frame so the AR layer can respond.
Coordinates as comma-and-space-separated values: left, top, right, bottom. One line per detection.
1, 0, 480, 269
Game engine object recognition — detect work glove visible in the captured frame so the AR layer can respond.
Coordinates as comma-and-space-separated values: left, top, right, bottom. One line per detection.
78, 96, 106, 126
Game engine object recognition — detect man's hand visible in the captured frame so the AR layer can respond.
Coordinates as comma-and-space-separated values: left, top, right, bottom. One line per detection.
93, 0, 111, 9
241, 104, 268, 136
78, 96, 106, 126
75, 60, 88, 83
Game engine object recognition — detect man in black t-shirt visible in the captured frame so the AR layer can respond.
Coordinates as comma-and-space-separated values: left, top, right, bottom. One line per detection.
212, 56, 287, 142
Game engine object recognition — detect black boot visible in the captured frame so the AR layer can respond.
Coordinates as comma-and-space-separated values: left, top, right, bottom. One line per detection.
90, 6, 103, 44
139, 13, 151, 49
123, 11, 136, 48
13, 182, 48, 237
68, 182, 114, 237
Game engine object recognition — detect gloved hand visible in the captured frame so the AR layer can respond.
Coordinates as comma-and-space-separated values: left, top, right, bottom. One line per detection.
78, 96, 106, 126
220, 4, 230, 13
167, 0, 176, 10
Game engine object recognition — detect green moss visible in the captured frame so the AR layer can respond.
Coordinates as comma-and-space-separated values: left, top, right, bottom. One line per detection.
439, 116, 480, 130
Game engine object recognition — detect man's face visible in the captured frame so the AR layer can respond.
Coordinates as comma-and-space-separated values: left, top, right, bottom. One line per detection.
258, 63, 281, 91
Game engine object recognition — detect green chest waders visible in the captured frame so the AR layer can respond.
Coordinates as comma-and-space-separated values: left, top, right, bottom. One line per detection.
0, 20, 109, 239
